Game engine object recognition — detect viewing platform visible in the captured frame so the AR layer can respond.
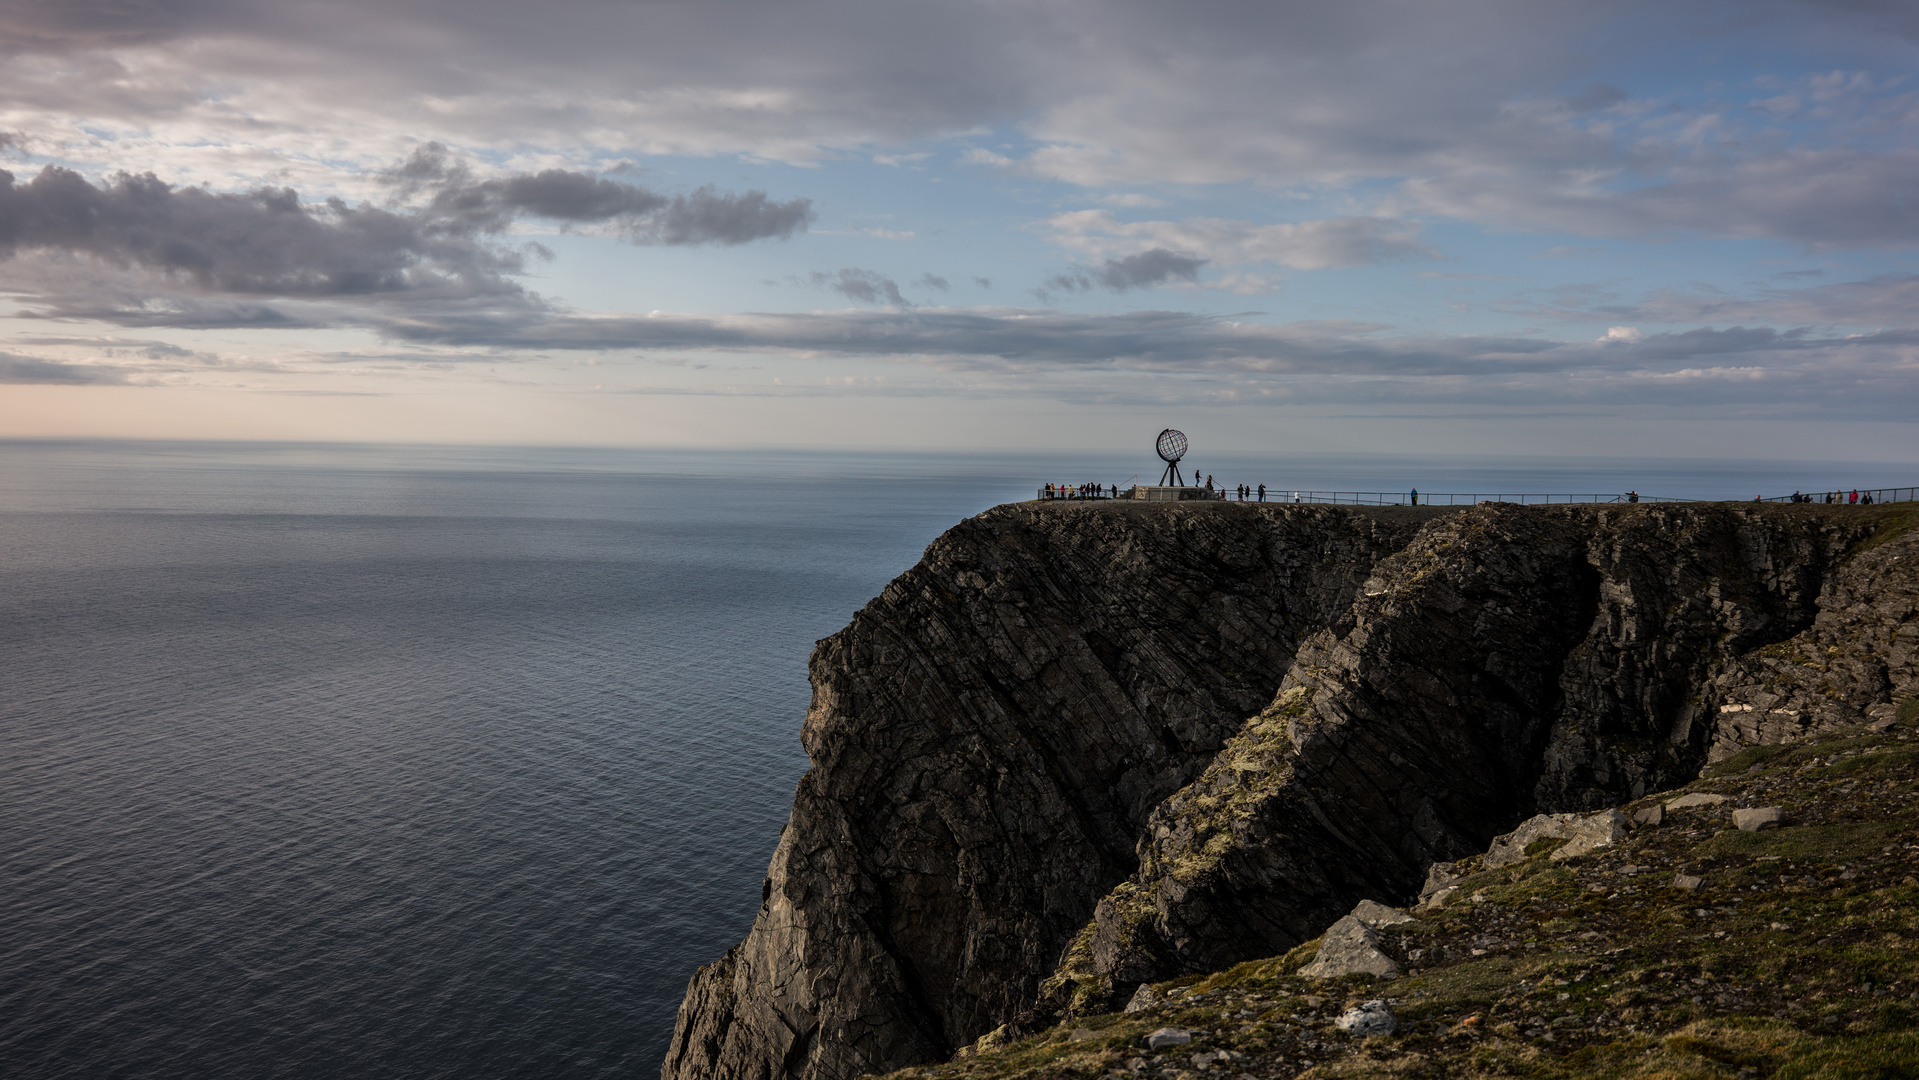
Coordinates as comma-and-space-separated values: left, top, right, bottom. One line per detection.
1035, 484, 1917, 506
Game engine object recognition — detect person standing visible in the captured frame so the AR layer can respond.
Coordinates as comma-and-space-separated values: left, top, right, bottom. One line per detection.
1410, 487, 1419, 506
1258, 483, 1266, 502
1851, 489, 1860, 504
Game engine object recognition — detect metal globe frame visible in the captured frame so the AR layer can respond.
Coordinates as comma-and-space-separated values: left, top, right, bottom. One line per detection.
1155, 428, 1188, 486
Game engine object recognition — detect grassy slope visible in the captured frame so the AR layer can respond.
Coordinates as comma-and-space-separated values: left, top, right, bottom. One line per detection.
872, 722, 1919, 1080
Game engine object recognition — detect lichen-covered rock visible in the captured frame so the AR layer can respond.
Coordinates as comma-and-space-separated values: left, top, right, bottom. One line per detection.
1299, 915, 1401, 980
1334, 999, 1397, 1037
1350, 899, 1413, 928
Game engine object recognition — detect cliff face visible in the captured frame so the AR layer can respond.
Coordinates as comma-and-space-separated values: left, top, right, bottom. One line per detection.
663, 501, 1910, 1080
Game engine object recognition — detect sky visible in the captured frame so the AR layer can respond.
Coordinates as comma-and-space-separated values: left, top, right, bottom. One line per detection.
0, 0, 1915, 459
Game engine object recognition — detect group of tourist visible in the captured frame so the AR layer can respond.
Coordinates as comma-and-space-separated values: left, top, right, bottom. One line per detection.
1042, 481, 1894, 506
1783, 490, 1877, 504
1041, 482, 1119, 500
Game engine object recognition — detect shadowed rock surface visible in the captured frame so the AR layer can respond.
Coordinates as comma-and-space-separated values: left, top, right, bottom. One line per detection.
662, 503, 1424, 1080
663, 501, 1912, 1080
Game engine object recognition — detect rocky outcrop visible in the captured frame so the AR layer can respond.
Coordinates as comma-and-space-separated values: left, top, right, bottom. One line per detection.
664, 501, 1913, 1080
662, 503, 1423, 1080
1055, 505, 1883, 1007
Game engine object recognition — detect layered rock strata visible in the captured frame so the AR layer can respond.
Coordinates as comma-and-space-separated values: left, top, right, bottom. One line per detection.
664, 501, 1913, 1080
663, 504, 1425, 1080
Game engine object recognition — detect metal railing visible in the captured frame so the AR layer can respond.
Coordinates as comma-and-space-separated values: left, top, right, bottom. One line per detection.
1228, 491, 1681, 506
1036, 485, 1916, 506
1756, 487, 1915, 505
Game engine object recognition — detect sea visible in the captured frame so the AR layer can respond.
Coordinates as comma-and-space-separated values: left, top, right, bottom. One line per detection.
2, 440, 1912, 1080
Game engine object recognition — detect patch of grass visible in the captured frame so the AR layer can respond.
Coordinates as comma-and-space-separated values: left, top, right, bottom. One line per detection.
1694, 821, 1897, 862
1899, 699, 1919, 725
1832, 750, 1919, 777
1774, 1031, 1919, 1079
1707, 741, 1803, 778
1398, 954, 1519, 1001
1846, 504, 1919, 558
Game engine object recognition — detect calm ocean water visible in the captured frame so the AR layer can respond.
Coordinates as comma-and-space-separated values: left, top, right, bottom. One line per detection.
2, 440, 1910, 1080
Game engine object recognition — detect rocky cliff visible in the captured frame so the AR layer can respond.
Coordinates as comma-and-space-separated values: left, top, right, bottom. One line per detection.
662, 501, 1914, 1080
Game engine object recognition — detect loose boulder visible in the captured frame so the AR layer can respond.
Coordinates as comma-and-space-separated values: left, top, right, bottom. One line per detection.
1350, 899, 1414, 929
1335, 1000, 1398, 1037
1551, 810, 1629, 861
1300, 916, 1401, 979
1733, 806, 1784, 832
1418, 862, 1461, 903
1145, 1027, 1191, 1049
1124, 985, 1158, 1014
1666, 793, 1730, 810
1632, 804, 1664, 827
1485, 810, 1629, 868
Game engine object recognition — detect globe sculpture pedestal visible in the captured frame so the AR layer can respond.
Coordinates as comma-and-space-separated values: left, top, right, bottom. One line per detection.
1130, 428, 1214, 500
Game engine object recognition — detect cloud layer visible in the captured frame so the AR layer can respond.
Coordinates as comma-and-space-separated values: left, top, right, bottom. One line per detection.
0, 148, 812, 320
2, 0, 1915, 251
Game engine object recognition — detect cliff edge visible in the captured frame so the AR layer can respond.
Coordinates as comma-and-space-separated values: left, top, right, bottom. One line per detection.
663, 501, 1914, 1080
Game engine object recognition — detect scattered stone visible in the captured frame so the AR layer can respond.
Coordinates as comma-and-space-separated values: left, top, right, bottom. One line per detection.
1633, 804, 1665, 827
1124, 985, 1158, 1013
1485, 809, 1628, 867
1552, 810, 1629, 861
1418, 862, 1460, 902
1666, 793, 1730, 810
1335, 999, 1398, 1037
1145, 1027, 1192, 1049
1733, 807, 1784, 832
1422, 886, 1460, 910
1068, 1028, 1098, 1042
1351, 899, 1414, 928
1300, 916, 1402, 979
1673, 873, 1705, 891
1868, 716, 1897, 733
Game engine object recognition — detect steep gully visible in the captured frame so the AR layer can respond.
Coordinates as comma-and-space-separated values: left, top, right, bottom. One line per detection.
662, 501, 1912, 1080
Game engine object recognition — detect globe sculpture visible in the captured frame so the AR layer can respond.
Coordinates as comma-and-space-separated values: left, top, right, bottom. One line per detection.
1156, 428, 1188, 486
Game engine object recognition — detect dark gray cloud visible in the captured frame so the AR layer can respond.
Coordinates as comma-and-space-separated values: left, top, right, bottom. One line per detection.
0, 0, 191, 55
915, 273, 950, 291
392, 142, 812, 244
1512, 273, 1919, 329
0, 350, 124, 383
0, 165, 527, 299
1042, 248, 1206, 295
354, 307, 1911, 417
0, 150, 811, 316
805, 268, 910, 307
1564, 83, 1628, 112
361, 303, 1894, 375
